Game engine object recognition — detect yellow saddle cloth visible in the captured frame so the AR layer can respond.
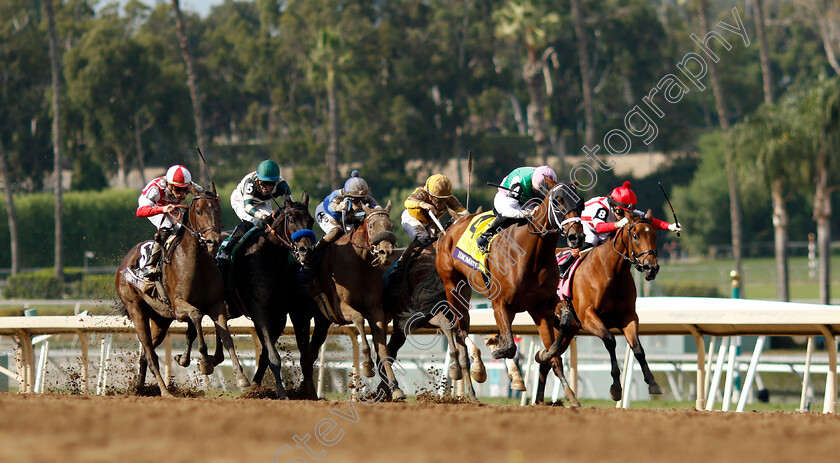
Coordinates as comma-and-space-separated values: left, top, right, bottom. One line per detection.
453, 211, 496, 273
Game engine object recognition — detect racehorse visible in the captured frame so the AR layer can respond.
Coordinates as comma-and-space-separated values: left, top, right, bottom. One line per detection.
222, 193, 319, 399
435, 179, 584, 403
534, 210, 663, 402
115, 187, 250, 396
309, 203, 401, 399
384, 244, 464, 382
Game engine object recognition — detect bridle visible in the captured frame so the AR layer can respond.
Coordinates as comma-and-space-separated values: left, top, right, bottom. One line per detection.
612, 219, 657, 272
264, 203, 311, 250
528, 183, 582, 238
170, 195, 220, 249
349, 209, 395, 254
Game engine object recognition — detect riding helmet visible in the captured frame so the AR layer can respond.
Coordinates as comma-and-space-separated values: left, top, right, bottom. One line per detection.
532, 165, 557, 189
609, 181, 637, 210
343, 170, 371, 197
425, 174, 453, 198
257, 160, 281, 182
166, 165, 192, 187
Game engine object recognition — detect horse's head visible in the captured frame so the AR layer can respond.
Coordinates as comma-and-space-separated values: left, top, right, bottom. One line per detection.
188, 189, 223, 255
536, 179, 584, 248
264, 192, 316, 262
623, 210, 659, 280
361, 201, 396, 267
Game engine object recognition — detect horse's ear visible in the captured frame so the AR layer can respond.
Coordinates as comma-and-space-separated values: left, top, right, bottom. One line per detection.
362, 203, 373, 214
645, 209, 653, 220
210, 182, 217, 196
384, 200, 392, 213
284, 193, 292, 205
301, 190, 309, 206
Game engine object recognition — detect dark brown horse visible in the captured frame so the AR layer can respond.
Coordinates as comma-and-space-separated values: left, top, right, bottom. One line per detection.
311, 203, 401, 399
222, 194, 321, 399
435, 180, 584, 402
115, 189, 249, 396
536, 210, 663, 402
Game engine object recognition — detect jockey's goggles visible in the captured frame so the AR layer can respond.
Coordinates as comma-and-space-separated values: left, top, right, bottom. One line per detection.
172, 185, 189, 193
258, 180, 277, 189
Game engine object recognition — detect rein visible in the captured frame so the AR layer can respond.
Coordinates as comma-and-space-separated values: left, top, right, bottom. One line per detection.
611, 219, 657, 271
171, 197, 218, 247
264, 207, 301, 250
527, 184, 581, 237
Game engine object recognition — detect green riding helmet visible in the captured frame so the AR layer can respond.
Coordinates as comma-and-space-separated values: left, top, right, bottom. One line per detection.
343, 170, 370, 197
257, 160, 281, 182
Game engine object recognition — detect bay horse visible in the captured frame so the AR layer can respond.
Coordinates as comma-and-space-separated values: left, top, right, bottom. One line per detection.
535, 210, 663, 402
115, 187, 250, 396
310, 203, 401, 399
435, 179, 584, 403
222, 193, 320, 399
384, 244, 464, 382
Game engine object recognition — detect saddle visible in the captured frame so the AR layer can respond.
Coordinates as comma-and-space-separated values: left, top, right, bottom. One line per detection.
452, 211, 496, 276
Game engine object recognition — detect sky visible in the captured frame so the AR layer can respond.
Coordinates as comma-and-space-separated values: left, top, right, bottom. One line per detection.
110, 0, 226, 17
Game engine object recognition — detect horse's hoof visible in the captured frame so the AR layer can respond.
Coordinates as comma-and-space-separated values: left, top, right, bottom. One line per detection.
449, 365, 463, 380
510, 379, 526, 391
276, 389, 289, 400
609, 385, 622, 402
649, 383, 663, 395
470, 364, 487, 383
392, 388, 406, 401
236, 377, 251, 389
199, 362, 214, 376
534, 349, 550, 365
566, 387, 581, 408
361, 363, 375, 378
212, 354, 224, 367
174, 354, 190, 368
491, 344, 516, 359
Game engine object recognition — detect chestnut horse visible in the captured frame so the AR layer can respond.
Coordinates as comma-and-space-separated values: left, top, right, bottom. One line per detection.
222, 194, 321, 399
435, 180, 584, 402
311, 203, 401, 399
534, 210, 663, 402
115, 188, 250, 396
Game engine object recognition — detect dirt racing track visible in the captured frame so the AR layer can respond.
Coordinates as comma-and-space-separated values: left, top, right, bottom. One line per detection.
2, 394, 840, 463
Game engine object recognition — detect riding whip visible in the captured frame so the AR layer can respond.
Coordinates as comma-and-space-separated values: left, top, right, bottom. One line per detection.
195, 147, 213, 187
466, 150, 473, 212
427, 209, 446, 236
658, 181, 681, 237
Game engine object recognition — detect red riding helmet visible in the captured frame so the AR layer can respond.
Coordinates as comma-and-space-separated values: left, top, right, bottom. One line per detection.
609, 181, 636, 211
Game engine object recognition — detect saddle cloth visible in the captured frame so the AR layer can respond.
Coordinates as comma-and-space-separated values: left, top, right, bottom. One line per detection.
453, 211, 496, 274
556, 249, 586, 299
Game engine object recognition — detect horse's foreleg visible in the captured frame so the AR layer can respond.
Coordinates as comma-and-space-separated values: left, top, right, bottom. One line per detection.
464, 335, 487, 383
532, 307, 579, 407
291, 310, 317, 400
307, 316, 331, 399
623, 318, 662, 395
430, 312, 462, 380
133, 315, 172, 397
183, 307, 214, 376
455, 330, 478, 402
590, 319, 622, 401
370, 306, 404, 401
174, 321, 196, 368
252, 330, 269, 386
535, 362, 551, 404
212, 309, 250, 389
212, 325, 225, 366
350, 311, 375, 378
257, 323, 288, 399
490, 304, 517, 359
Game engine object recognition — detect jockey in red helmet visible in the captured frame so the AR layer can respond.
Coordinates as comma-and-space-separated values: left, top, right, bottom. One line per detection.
135, 165, 205, 279
558, 181, 680, 278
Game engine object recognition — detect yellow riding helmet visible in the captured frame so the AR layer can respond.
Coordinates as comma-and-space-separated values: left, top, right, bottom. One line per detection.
425, 174, 453, 198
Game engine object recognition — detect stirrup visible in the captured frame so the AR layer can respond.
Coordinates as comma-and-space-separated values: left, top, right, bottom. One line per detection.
140, 266, 160, 281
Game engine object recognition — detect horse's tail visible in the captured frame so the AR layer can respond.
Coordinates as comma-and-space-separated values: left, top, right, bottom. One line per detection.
395, 260, 447, 335
111, 297, 127, 316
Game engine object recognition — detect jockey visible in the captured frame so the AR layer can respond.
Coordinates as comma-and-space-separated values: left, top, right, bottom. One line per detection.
136, 165, 205, 279
312, 170, 379, 257
216, 159, 291, 264
475, 166, 557, 252
402, 174, 467, 244
558, 181, 681, 277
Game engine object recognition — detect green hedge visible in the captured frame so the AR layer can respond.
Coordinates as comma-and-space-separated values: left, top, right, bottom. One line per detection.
658, 282, 724, 298
3, 272, 116, 300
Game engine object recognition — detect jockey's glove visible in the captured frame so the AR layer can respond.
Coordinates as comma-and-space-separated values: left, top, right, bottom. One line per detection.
615, 217, 630, 229
669, 223, 682, 232
254, 210, 270, 220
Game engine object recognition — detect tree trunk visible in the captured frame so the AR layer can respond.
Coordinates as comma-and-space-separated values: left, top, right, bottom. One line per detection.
507, 92, 527, 135
809, 0, 840, 75
698, 0, 743, 279
134, 113, 147, 186
326, 73, 341, 190
771, 180, 789, 301
45, 0, 63, 280
571, 0, 595, 147
0, 138, 20, 275
524, 52, 550, 164
814, 155, 831, 305
754, 0, 774, 104
172, 0, 208, 182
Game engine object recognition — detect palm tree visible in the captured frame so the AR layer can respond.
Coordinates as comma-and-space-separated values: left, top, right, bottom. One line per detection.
493, 0, 559, 164
570, 0, 595, 146
44, 0, 64, 279
308, 27, 349, 190
171, 0, 207, 182
696, 0, 743, 281
0, 138, 19, 275
799, 78, 840, 305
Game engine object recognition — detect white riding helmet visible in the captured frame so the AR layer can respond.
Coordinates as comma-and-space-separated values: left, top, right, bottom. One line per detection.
166, 165, 192, 187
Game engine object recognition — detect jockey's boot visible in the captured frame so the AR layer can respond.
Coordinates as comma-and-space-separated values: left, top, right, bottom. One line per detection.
216, 220, 254, 266
476, 215, 516, 252
140, 227, 173, 280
